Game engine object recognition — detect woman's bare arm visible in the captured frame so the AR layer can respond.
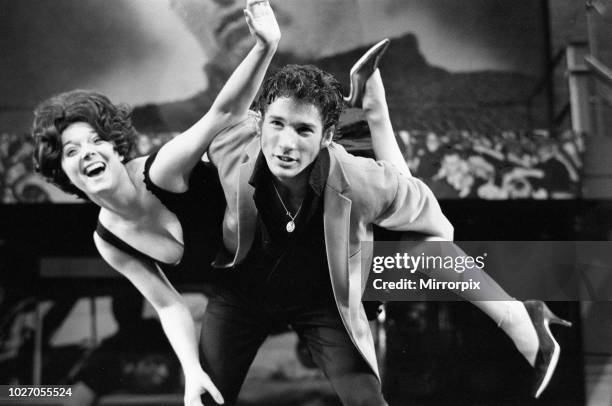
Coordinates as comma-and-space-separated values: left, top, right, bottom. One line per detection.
93, 234, 224, 405
150, 0, 280, 193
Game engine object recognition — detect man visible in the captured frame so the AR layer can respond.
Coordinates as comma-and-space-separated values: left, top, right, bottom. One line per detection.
205, 64, 453, 405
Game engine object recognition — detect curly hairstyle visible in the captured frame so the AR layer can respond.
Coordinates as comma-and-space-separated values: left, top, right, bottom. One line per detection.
254, 64, 345, 131
31, 90, 137, 200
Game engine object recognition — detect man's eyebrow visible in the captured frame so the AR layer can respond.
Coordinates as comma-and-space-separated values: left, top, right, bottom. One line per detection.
267, 115, 318, 128
290, 119, 317, 128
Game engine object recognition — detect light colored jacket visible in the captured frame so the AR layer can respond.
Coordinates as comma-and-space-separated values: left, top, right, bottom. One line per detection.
208, 113, 454, 378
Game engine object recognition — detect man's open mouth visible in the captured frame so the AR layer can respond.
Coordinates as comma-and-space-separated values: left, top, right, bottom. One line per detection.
276, 155, 297, 163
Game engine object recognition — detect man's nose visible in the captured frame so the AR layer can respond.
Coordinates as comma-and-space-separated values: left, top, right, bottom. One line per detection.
278, 132, 297, 151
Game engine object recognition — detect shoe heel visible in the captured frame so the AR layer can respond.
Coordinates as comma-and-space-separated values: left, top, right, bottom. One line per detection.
550, 317, 572, 327
542, 303, 573, 328
524, 300, 572, 398
344, 38, 390, 108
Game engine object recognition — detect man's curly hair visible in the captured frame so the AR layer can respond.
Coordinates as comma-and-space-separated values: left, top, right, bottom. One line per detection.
254, 64, 345, 130
32, 90, 137, 200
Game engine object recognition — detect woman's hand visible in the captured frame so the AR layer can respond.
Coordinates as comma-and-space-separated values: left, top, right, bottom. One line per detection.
244, 0, 281, 50
184, 367, 224, 406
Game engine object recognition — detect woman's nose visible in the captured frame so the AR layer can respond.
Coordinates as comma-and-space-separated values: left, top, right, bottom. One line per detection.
81, 148, 96, 160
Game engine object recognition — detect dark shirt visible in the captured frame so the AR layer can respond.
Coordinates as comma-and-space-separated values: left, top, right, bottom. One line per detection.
233, 150, 335, 308
97, 152, 226, 286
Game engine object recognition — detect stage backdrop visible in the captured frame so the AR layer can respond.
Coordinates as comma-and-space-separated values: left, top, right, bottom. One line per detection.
0, 0, 580, 202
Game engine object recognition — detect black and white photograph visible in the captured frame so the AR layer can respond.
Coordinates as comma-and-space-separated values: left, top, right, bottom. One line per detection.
0, 0, 611, 404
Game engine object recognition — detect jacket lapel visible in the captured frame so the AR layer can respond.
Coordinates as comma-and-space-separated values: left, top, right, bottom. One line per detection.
323, 145, 352, 308
325, 145, 380, 378
231, 139, 260, 266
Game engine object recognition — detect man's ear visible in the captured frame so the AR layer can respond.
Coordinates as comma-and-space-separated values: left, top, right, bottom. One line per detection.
256, 114, 263, 137
321, 126, 334, 148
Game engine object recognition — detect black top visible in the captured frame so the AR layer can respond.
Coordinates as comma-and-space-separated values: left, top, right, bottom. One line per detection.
233, 150, 335, 307
95, 153, 226, 285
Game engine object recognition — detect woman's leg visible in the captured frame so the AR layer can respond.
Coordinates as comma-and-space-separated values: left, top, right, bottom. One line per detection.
361, 65, 571, 397
362, 70, 410, 177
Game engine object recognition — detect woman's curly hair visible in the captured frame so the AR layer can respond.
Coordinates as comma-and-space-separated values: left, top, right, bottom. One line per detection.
32, 90, 137, 200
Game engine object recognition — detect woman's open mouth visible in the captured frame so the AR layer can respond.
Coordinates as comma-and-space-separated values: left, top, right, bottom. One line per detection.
83, 162, 106, 177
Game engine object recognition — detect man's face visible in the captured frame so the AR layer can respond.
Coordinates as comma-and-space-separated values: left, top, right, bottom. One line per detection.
171, 0, 290, 70
170, 0, 253, 69
170, 0, 360, 70
260, 97, 333, 187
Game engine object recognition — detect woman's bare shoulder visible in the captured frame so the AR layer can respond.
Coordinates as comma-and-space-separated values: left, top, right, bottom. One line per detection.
125, 155, 148, 177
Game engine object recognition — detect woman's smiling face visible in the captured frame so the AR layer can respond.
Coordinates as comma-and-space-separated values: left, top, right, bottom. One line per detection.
60, 122, 124, 197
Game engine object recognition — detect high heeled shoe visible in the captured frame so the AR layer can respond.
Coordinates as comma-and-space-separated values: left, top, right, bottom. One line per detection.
343, 38, 390, 108
523, 300, 572, 398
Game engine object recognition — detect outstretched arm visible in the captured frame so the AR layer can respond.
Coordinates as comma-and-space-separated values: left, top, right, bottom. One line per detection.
151, 0, 280, 192
93, 235, 225, 406
363, 70, 411, 176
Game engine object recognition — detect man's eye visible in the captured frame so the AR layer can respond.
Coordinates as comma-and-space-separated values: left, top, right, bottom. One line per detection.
298, 128, 313, 135
270, 120, 283, 128
93, 136, 104, 144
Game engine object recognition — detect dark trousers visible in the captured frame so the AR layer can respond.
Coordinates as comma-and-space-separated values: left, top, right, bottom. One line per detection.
199, 288, 388, 406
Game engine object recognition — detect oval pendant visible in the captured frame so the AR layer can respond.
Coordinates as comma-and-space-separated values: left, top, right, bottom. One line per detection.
286, 220, 295, 233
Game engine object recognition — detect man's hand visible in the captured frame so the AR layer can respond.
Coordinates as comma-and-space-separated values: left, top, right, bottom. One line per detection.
184, 367, 224, 406
244, 0, 281, 49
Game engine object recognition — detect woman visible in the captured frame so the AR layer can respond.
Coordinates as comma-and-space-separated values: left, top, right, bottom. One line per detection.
32, 1, 279, 404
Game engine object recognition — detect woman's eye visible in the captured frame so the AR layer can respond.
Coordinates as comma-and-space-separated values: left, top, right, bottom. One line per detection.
64, 148, 77, 157
93, 136, 104, 144
270, 120, 283, 128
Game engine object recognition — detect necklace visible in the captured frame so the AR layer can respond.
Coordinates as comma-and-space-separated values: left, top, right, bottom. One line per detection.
272, 183, 304, 233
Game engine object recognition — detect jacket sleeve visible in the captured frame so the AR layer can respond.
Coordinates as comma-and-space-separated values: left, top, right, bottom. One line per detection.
341, 153, 453, 241
208, 111, 259, 173
367, 159, 454, 240
207, 111, 259, 205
